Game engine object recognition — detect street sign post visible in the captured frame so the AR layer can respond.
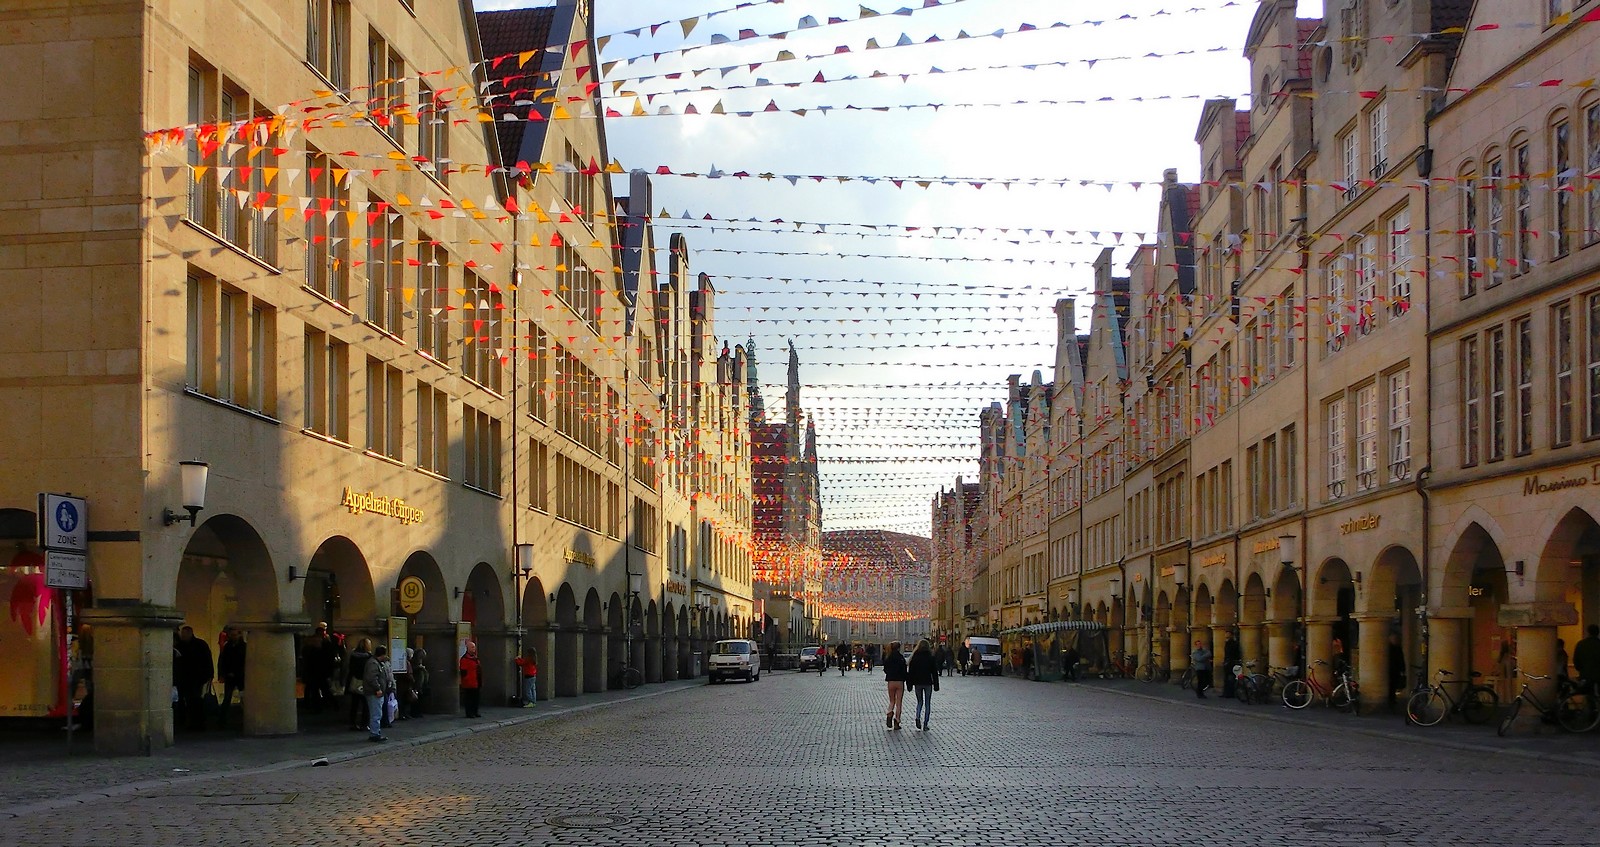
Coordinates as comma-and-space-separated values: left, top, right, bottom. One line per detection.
37, 492, 89, 746
45, 551, 89, 591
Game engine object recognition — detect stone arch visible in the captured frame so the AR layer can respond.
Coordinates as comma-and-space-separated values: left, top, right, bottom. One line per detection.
1534, 507, 1600, 605
1271, 564, 1301, 622
583, 587, 604, 693
304, 536, 376, 638
606, 591, 625, 689
645, 599, 663, 682
1441, 523, 1508, 681
1216, 578, 1238, 625
677, 606, 692, 678
396, 551, 453, 717
174, 514, 279, 737
1439, 513, 1511, 608
554, 583, 580, 697
1193, 583, 1214, 631
465, 562, 507, 709
1241, 573, 1267, 625
1311, 558, 1354, 618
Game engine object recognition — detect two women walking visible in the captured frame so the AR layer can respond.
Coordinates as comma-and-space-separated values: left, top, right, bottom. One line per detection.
881, 639, 940, 731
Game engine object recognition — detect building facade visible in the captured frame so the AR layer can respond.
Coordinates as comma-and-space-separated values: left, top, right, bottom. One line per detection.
750, 342, 824, 652
0, 0, 754, 753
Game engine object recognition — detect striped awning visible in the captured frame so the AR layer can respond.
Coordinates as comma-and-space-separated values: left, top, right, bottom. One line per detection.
1001, 620, 1106, 635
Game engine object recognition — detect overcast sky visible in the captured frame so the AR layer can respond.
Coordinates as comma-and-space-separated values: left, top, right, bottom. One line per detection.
476, 0, 1323, 534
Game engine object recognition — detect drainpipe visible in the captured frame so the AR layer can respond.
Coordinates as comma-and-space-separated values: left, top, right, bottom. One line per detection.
1417, 93, 1438, 669
510, 203, 524, 681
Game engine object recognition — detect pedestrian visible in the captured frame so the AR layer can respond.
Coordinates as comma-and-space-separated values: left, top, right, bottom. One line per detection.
1190, 639, 1212, 699
1222, 632, 1242, 699
1497, 630, 1517, 701
882, 639, 908, 730
1063, 645, 1081, 682
906, 638, 940, 731
345, 638, 372, 730
515, 648, 539, 707
362, 644, 393, 742
459, 640, 482, 718
409, 644, 430, 717
301, 623, 338, 713
1386, 633, 1407, 708
1573, 625, 1600, 692
956, 642, 970, 677
174, 624, 213, 730
217, 626, 246, 729
836, 643, 849, 676
394, 649, 417, 721
1556, 639, 1570, 685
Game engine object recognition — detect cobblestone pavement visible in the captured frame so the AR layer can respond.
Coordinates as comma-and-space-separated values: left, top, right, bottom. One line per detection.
6, 670, 1600, 846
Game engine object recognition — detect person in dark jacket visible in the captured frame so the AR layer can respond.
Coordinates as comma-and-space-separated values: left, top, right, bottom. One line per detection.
345, 638, 372, 730
1573, 625, 1600, 689
882, 640, 908, 730
835, 642, 849, 676
956, 643, 970, 676
906, 639, 941, 731
174, 625, 213, 730
1222, 633, 1242, 699
216, 626, 246, 729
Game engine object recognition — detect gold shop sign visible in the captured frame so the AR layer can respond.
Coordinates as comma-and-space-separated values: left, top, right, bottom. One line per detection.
1340, 514, 1382, 535
1521, 463, 1600, 496
564, 548, 596, 567
665, 578, 688, 595
1252, 538, 1280, 555
1200, 552, 1227, 568
341, 487, 425, 525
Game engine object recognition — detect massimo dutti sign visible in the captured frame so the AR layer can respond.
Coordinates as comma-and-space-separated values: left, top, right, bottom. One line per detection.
1521, 462, 1600, 496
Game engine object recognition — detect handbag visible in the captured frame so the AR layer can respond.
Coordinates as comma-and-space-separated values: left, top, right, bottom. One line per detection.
201, 683, 220, 716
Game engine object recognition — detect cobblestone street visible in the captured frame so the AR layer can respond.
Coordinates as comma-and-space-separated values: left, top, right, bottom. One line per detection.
6, 669, 1600, 846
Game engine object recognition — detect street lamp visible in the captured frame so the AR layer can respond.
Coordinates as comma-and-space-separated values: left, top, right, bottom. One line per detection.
162, 460, 209, 527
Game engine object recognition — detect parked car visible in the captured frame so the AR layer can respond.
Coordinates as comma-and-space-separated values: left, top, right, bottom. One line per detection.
708, 639, 762, 683
798, 646, 825, 670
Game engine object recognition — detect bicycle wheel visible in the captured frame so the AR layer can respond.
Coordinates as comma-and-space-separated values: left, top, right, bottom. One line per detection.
1497, 697, 1522, 737
1462, 686, 1499, 725
621, 667, 643, 690
1179, 670, 1192, 691
1234, 679, 1250, 703
1407, 689, 1448, 727
1557, 690, 1600, 733
1329, 682, 1355, 713
1282, 679, 1313, 709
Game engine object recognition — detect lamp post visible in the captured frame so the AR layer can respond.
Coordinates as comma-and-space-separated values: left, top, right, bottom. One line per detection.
162, 460, 210, 527
1278, 534, 1301, 674
1109, 577, 1124, 666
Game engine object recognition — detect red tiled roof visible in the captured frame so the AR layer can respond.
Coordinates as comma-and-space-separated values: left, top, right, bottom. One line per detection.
477, 7, 557, 166
1295, 19, 1320, 79
1234, 110, 1252, 154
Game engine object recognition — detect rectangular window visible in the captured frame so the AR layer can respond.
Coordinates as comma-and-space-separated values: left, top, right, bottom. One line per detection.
465, 405, 502, 493
1588, 294, 1600, 438
1369, 100, 1389, 178
416, 238, 449, 363
306, 148, 349, 304
462, 271, 503, 392
1489, 327, 1507, 460
1555, 302, 1574, 446
529, 326, 549, 420
417, 385, 447, 474
1262, 435, 1278, 512
366, 358, 403, 460
1281, 287, 1297, 367
417, 83, 449, 185
1587, 104, 1600, 244
1264, 305, 1278, 380
1462, 177, 1479, 298
1243, 318, 1259, 396
1554, 120, 1572, 257
1355, 384, 1378, 491
1388, 370, 1411, 480
1355, 234, 1376, 335
1340, 129, 1358, 200
1487, 158, 1506, 287
1246, 444, 1260, 519
1327, 397, 1347, 499
606, 481, 622, 539
1463, 336, 1482, 465
366, 195, 402, 333
1515, 318, 1534, 455
368, 33, 405, 147
217, 290, 236, 402
186, 275, 203, 388
249, 305, 270, 413
1514, 143, 1533, 275
1388, 208, 1412, 318
187, 66, 211, 226
303, 328, 348, 440
633, 497, 658, 553
307, 0, 351, 88
1325, 261, 1347, 352
529, 439, 549, 512
1281, 425, 1297, 506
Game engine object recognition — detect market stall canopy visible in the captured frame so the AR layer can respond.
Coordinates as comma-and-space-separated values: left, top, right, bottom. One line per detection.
1001, 620, 1106, 635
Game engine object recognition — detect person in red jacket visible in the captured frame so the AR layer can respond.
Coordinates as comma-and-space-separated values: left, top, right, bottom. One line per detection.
459, 640, 482, 718
514, 647, 538, 707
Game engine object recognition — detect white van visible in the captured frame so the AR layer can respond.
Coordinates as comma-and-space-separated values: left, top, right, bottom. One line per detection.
708, 639, 762, 684
964, 636, 1003, 676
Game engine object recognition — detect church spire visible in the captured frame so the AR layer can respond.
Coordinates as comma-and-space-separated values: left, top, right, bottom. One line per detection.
786, 339, 800, 423
746, 336, 766, 426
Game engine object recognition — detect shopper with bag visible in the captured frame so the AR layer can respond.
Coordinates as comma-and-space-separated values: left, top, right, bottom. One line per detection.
362, 645, 394, 743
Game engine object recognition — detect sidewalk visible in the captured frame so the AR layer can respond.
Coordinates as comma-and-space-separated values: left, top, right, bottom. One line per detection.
1061, 673, 1600, 767
0, 679, 703, 819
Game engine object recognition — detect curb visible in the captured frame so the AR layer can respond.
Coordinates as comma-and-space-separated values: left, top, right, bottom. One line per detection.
0, 682, 696, 820
1080, 681, 1600, 769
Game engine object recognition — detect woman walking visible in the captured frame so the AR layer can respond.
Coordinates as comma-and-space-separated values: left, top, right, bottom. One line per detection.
906, 639, 940, 731
882, 640, 908, 730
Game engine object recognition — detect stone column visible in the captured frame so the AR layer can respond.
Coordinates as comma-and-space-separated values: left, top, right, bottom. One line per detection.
1305, 618, 1336, 690
531, 627, 556, 701
80, 604, 184, 755
425, 626, 461, 716
233, 619, 304, 737
1426, 614, 1468, 682
1354, 614, 1392, 712
1168, 628, 1189, 675
1267, 619, 1293, 674
1512, 624, 1559, 733
1240, 624, 1264, 675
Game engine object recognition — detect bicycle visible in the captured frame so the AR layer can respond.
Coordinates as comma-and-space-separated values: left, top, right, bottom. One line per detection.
615, 660, 643, 690
1497, 672, 1600, 736
1232, 661, 1270, 704
1177, 665, 1195, 691
1140, 660, 1169, 683
1281, 660, 1356, 713
1101, 652, 1136, 680
1405, 668, 1499, 727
